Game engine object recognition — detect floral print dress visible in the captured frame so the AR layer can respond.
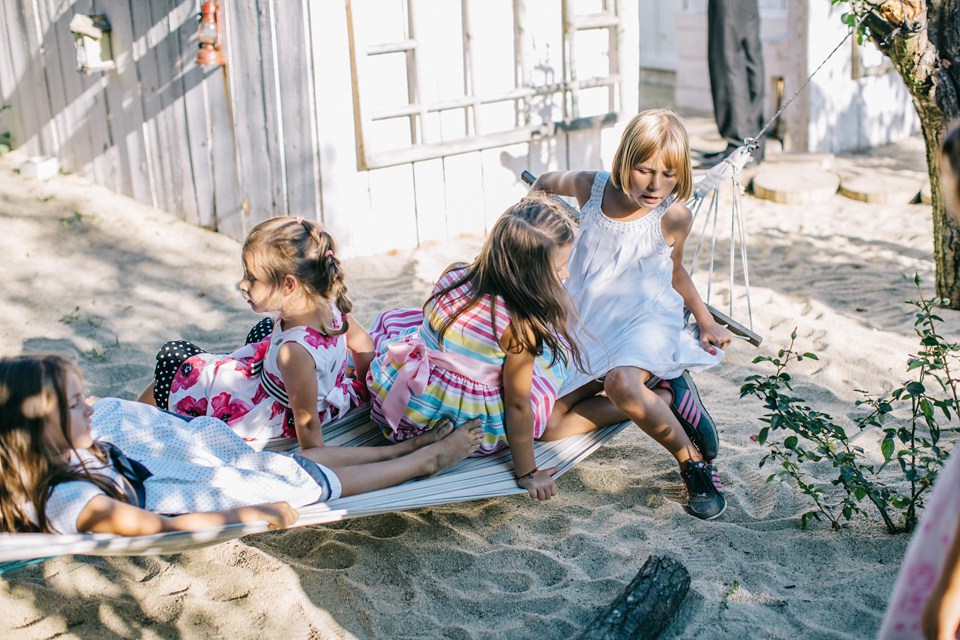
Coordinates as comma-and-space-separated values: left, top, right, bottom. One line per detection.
166, 313, 367, 448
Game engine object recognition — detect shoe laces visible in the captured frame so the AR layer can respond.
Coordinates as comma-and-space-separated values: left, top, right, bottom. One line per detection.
683, 462, 715, 496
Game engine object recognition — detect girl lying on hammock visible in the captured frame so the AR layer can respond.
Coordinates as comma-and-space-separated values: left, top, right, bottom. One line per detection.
0, 354, 482, 535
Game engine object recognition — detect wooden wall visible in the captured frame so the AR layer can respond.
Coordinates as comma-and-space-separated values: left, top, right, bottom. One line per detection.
0, 0, 638, 258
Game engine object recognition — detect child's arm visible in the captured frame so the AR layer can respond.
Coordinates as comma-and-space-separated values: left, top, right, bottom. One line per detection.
663, 203, 732, 354
924, 515, 960, 640
276, 341, 325, 449
501, 325, 559, 501
345, 314, 375, 383
531, 171, 596, 209
76, 494, 298, 535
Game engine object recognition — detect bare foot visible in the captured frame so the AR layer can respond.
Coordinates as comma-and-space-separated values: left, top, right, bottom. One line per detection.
402, 418, 456, 451
421, 418, 484, 477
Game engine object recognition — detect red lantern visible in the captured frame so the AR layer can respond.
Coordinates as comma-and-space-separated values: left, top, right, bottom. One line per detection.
197, 2, 224, 66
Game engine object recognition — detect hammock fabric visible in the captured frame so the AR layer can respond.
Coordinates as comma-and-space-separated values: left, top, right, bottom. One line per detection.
0, 407, 631, 566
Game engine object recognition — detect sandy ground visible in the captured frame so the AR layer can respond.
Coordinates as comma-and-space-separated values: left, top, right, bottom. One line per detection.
0, 132, 958, 639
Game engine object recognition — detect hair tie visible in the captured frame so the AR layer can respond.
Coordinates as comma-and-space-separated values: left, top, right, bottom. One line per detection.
325, 250, 334, 258
295, 216, 304, 225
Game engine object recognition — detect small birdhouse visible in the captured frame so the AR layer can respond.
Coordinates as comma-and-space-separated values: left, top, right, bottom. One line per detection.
69, 14, 116, 74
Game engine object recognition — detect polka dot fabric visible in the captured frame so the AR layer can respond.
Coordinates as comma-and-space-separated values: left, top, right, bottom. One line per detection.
153, 340, 205, 409
43, 398, 336, 534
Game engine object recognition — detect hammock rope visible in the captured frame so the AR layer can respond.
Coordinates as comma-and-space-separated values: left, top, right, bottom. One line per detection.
679, 10, 873, 339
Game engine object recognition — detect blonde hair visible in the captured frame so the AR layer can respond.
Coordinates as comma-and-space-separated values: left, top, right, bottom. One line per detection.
0, 355, 125, 533
611, 109, 693, 202
243, 217, 352, 336
428, 192, 584, 370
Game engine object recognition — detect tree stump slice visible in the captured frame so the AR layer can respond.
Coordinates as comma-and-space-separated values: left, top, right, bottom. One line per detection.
578, 555, 690, 640
751, 166, 840, 204
839, 170, 925, 204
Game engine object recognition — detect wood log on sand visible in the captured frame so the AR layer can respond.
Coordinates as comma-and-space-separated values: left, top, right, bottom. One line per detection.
578, 555, 690, 640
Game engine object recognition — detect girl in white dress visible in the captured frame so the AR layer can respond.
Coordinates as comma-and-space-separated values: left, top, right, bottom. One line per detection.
532, 109, 732, 520
1, 355, 482, 535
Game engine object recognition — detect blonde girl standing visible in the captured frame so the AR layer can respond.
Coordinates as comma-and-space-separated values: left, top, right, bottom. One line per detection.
366, 194, 584, 501
533, 109, 732, 520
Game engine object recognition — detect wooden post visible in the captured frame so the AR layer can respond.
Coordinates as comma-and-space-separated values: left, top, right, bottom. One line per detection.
577, 555, 690, 640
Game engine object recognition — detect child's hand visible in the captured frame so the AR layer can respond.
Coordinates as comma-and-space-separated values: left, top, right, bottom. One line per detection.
699, 321, 732, 356
517, 467, 560, 501
240, 501, 299, 530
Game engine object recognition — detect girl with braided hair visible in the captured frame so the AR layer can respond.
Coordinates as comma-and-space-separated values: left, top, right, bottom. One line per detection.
140, 217, 480, 465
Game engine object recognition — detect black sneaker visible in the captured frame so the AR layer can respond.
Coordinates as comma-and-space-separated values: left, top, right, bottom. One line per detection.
680, 460, 726, 520
666, 371, 720, 460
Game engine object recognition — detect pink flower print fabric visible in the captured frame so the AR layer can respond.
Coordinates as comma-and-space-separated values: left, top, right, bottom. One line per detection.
166, 315, 368, 447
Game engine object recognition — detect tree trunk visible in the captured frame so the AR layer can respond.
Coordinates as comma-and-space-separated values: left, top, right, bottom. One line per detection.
851, 0, 960, 308
577, 555, 690, 640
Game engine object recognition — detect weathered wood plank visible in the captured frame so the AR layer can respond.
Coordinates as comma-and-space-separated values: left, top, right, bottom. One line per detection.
96, 0, 151, 202
71, 0, 118, 193
308, 0, 372, 257
39, 0, 97, 180
225, 0, 283, 237
0, 4, 27, 153
273, 0, 321, 220
368, 164, 419, 254
412, 157, 447, 245
171, 0, 216, 229
150, 0, 200, 222
480, 143, 529, 231
130, 0, 175, 212
1, 0, 56, 156
442, 151, 485, 237
34, 0, 77, 175
204, 65, 243, 237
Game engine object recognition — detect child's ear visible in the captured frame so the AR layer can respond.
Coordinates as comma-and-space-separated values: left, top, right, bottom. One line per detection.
282, 274, 298, 295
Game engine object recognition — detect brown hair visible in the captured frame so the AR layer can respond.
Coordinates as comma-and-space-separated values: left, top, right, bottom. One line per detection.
0, 355, 125, 533
428, 192, 584, 369
611, 109, 693, 202
243, 217, 352, 336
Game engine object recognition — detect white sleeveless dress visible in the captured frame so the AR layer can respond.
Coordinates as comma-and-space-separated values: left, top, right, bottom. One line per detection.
560, 171, 723, 393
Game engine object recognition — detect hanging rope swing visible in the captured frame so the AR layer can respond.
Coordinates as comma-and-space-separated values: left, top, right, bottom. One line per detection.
524, 5, 923, 348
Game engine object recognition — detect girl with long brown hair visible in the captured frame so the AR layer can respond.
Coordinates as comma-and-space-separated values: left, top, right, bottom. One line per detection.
1, 354, 482, 535
366, 193, 584, 501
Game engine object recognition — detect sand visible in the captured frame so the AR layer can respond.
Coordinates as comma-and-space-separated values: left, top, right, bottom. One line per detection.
0, 132, 958, 639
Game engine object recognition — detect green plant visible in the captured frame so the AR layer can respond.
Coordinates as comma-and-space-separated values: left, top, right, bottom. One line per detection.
740, 275, 959, 533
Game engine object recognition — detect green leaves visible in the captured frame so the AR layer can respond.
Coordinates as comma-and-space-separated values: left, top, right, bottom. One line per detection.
742, 276, 958, 534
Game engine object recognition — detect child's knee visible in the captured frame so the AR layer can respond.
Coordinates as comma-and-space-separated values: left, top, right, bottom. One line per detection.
603, 369, 650, 408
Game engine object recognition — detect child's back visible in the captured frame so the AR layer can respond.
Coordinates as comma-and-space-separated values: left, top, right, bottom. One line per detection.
368, 265, 565, 454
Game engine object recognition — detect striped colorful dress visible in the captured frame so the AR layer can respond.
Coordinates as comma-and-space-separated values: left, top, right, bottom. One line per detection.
366, 266, 568, 455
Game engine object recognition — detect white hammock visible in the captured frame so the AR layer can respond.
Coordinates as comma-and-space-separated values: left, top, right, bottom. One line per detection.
0, 407, 630, 566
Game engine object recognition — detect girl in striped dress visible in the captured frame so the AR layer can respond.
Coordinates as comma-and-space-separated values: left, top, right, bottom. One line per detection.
366, 193, 584, 501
